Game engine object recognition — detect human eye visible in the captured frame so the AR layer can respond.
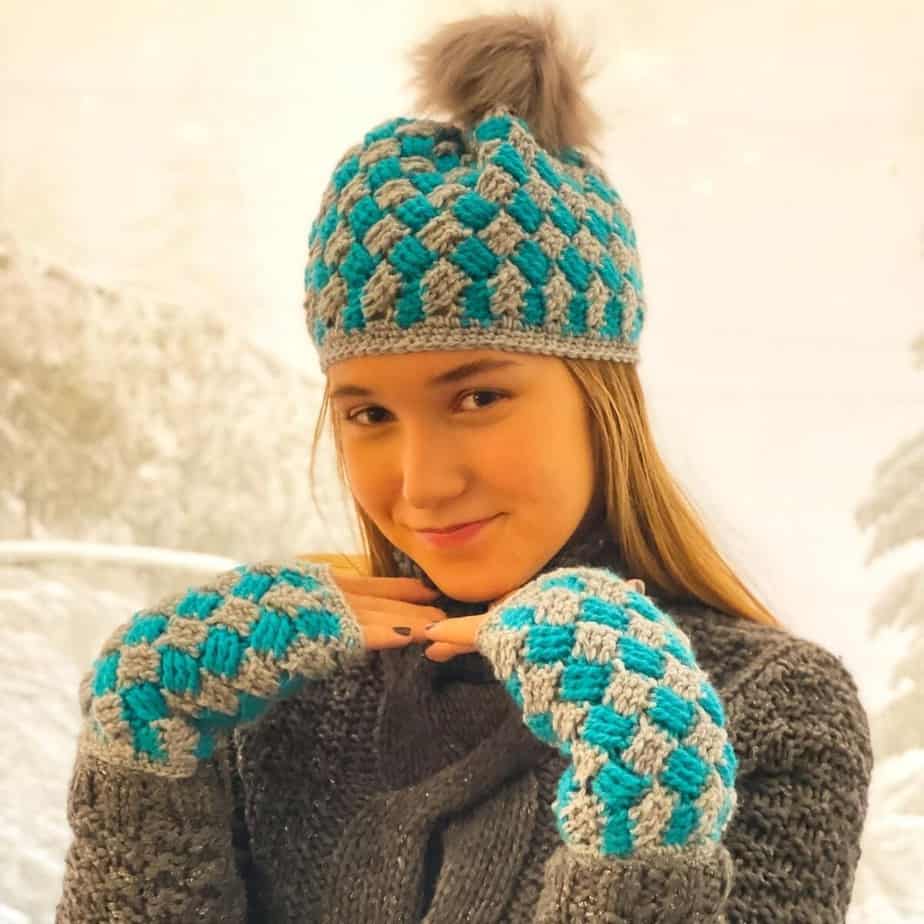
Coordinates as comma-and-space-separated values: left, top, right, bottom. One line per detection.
457, 389, 509, 412
344, 405, 392, 427
344, 388, 510, 429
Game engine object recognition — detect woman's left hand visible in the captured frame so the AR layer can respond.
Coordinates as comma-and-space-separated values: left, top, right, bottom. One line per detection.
470, 566, 736, 858
423, 612, 490, 661
423, 579, 646, 662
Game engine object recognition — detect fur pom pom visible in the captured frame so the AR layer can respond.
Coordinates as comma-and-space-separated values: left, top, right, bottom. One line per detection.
405, 7, 604, 156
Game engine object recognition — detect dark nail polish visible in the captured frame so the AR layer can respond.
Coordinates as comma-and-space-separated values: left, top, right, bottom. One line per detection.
392, 626, 412, 636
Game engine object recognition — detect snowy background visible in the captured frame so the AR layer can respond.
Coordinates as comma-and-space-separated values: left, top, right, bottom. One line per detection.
1, 1, 923, 921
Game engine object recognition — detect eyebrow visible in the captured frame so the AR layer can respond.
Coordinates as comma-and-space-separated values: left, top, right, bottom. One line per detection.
328, 358, 523, 400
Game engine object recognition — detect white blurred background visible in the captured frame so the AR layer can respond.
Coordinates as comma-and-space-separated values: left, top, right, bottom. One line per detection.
1, 1, 922, 921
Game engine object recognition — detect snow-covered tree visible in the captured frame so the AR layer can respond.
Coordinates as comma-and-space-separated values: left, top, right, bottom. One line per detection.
0, 231, 358, 923
0, 230, 356, 564
855, 332, 924, 763
848, 330, 924, 923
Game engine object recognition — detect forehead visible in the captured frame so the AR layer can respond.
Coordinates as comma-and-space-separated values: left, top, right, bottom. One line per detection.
326, 348, 546, 391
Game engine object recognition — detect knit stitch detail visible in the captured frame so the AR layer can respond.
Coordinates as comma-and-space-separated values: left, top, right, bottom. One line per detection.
79, 560, 365, 778
533, 841, 734, 923
476, 565, 738, 858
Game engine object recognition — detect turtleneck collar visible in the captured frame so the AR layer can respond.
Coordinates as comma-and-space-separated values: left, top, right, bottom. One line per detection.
370, 510, 634, 793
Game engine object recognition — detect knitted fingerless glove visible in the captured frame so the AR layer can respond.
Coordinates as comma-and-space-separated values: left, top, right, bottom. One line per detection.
80, 560, 365, 778
476, 566, 738, 859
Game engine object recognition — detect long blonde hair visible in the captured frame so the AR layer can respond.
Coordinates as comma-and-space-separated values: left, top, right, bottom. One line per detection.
307, 356, 783, 629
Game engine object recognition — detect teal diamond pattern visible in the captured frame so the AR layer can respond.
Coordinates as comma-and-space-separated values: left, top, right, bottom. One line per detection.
304, 110, 646, 354
89, 561, 357, 769
488, 566, 737, 857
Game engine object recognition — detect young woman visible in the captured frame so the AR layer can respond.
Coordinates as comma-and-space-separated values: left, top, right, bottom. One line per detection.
56, 10, 872, 923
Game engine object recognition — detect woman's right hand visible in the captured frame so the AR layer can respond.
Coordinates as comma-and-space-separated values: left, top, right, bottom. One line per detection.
327, 569, 448, 649
80, 559, 449, 776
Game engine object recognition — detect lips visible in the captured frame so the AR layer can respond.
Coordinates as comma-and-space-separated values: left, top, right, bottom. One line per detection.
415, 515, 500, 550
419, 516, 495, 534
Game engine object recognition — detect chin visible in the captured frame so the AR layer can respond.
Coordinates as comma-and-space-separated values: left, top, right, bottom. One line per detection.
420, 569, 503, 605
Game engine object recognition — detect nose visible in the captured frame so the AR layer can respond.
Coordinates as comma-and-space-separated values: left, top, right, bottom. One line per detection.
400, 420, 468, 511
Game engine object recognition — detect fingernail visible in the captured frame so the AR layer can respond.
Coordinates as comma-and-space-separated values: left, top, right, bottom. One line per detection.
392, 626, 412, 636
424, 623, 435, 632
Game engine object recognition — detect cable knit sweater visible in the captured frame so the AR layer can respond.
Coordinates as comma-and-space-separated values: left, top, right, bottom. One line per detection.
56, 520, 872, 922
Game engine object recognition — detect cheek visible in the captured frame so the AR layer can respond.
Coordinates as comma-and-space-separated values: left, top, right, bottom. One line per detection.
470, 433, 526, 494
341, 443, 391, 514
487, 409, 594, 505
339, 402, 594, 517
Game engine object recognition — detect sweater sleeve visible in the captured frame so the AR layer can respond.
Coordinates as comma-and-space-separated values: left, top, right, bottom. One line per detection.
56, 739, 249, 923
56, 558, 366, 922
529, 636, 873, 923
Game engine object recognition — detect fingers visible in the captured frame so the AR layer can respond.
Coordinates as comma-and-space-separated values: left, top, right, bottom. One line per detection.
361, 624, 420, 651
331, 572, 440, 603
422, 614, 485, 646
424, 641, 477, 662
343, 593, 447, 623
347, 597, 447, 642
358, 610, 431, 644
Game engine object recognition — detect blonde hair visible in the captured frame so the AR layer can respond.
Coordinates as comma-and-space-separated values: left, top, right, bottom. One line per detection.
307, 357, 783, 629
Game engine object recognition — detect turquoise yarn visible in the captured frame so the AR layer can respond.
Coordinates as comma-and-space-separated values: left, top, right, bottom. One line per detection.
85, 561, 362, 774
478, 566, 739, 858
303, 106, 647, 371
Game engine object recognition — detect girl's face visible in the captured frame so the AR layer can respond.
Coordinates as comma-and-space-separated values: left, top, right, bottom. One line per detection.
327, 348, 598, 604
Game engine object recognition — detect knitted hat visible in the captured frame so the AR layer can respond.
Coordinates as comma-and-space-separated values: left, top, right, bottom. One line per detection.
303, 9, 647, 373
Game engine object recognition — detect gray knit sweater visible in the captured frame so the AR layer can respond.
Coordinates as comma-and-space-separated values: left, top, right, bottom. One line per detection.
56, 521, 872, 922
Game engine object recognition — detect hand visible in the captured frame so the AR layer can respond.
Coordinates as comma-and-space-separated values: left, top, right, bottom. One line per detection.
83, 560, 448, 776
326, 569, 449, 649
422, 579, 646, 662
422, 586, 521, 662
474, 566, 737, 858
423, 613, 489, 662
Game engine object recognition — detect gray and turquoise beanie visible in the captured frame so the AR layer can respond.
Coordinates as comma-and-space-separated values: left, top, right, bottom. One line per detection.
303, 104, 646, 372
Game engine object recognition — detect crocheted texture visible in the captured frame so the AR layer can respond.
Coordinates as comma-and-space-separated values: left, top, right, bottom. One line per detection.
57, 526, 873, 922
80, 560, 364, 778
476, 565, 738, 859
303, 106, 646, 371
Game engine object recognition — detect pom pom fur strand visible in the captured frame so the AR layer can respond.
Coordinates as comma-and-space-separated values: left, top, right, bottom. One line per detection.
404, 6, 605, 158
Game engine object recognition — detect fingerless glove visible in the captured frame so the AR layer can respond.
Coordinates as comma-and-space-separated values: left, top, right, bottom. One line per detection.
476, 566, 737, 859
81, 559, 364, 778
